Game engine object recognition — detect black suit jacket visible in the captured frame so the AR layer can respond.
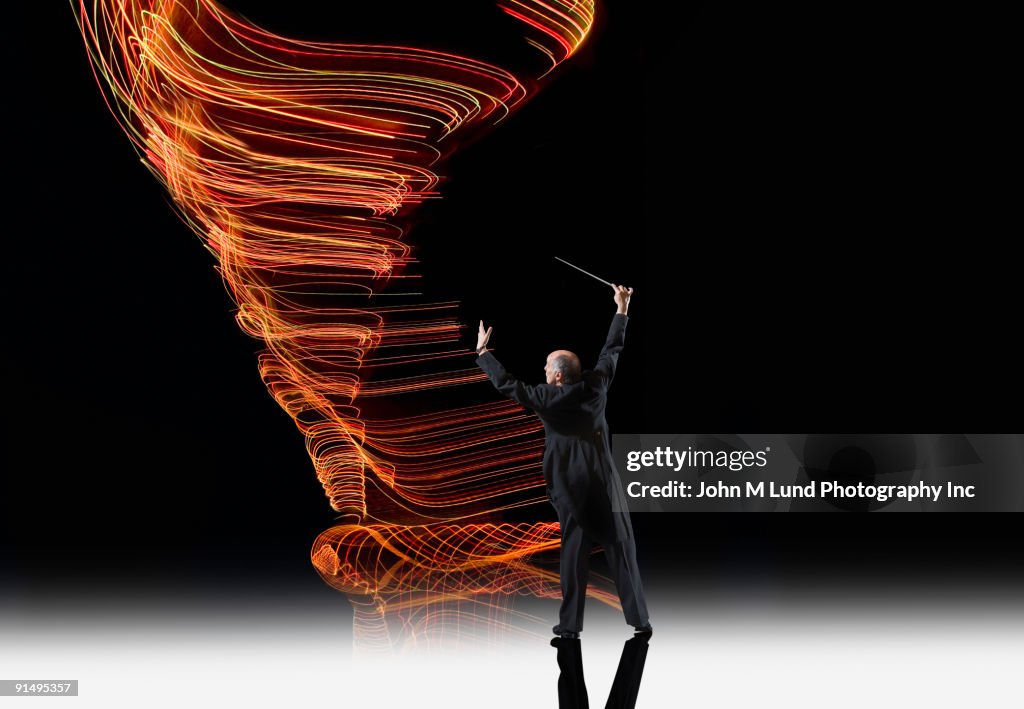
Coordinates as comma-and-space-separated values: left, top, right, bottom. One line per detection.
475, 313, 635, 544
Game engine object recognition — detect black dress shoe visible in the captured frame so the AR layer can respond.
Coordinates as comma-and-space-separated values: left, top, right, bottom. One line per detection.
552, 625, 580, 639
633, 623, 653, 635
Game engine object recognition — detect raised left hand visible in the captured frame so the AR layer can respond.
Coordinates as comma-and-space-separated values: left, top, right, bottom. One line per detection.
476, 320, 493, 353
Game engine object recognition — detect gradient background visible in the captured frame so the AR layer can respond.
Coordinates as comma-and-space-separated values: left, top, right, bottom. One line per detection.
3, 2, 1020, 707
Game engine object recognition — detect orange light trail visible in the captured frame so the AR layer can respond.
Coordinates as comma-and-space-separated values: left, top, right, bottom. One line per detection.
74, 0, 615, 650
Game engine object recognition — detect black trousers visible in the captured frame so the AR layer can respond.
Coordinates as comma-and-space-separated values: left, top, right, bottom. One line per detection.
554, 503, 650, 632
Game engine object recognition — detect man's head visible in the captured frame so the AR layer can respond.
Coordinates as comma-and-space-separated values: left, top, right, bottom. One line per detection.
545, 350, 581, 386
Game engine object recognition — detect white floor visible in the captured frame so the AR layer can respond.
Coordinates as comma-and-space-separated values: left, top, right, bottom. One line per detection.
2, 590, 1021, 708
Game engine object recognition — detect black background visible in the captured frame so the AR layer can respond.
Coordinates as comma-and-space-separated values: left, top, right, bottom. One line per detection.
4, 1, 1020, 597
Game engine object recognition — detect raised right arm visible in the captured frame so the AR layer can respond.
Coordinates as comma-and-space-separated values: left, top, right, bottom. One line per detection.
593, 284, 632, 387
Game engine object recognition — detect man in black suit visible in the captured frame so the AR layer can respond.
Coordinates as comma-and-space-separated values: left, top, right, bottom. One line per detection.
475, 284, 652, 639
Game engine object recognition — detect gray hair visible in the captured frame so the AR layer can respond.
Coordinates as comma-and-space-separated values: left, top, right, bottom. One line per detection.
550, 353, 581, 384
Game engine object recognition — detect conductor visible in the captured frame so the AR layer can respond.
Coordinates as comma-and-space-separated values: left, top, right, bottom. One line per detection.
474, 284, 652, 639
